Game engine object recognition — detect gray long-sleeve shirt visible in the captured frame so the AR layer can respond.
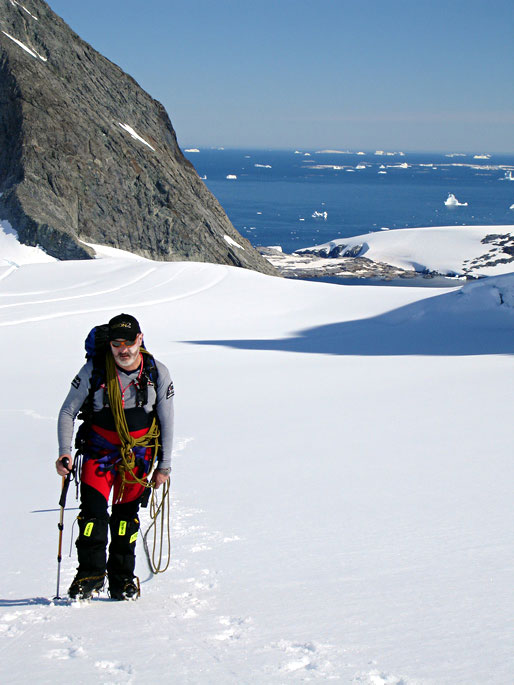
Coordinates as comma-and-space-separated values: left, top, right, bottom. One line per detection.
58, 356, 174, 470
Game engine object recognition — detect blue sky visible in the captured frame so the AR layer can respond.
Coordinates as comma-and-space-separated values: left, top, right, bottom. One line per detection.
49, 0, 513, 152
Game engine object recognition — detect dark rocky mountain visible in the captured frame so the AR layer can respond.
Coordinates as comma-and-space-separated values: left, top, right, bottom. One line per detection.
0, 0, 277, 274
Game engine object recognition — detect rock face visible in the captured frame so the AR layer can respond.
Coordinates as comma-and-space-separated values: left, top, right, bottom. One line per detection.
0, 1, 277, 274
258, 247, 423, 281
295, 243, 365, 259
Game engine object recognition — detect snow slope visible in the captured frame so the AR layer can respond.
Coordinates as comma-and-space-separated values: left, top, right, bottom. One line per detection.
297, 225, 514, 277
0, 244, 513, 684
0, 220, 57, 267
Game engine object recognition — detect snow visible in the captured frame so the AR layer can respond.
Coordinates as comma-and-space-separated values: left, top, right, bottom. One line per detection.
9, 0, 38, 20
0, 229, 513, 684
223, 235, 245, 250
118, 123, 155, 151
0, 220, 56, 266
299, 225, 514, 277
1, 30, 47, 61
79, 239, 149, 261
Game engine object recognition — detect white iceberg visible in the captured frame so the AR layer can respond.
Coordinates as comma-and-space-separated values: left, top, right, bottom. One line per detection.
445, 193, 468, 207
226, 174, 237, 180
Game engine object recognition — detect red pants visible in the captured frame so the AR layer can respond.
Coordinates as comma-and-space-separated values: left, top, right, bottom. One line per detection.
81, 425, 152, 505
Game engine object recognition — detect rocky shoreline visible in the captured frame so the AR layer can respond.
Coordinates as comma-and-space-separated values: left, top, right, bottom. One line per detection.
259, 230, 514, 282
258, 246, 459, 282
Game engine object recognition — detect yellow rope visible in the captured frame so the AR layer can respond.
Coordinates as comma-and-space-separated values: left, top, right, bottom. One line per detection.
143, 480, 171, 574
105, 351, 160, 502
105, 350, 171, 572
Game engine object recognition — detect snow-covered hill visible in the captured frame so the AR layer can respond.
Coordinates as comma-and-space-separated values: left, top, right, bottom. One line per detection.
0, 235, 513, 684
293, 224, 514, 278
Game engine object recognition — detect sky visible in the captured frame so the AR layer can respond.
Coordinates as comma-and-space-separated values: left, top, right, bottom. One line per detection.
47, 0, 514, 153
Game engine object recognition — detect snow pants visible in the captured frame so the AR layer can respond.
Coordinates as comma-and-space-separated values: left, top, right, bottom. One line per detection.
75, 428, 152, 581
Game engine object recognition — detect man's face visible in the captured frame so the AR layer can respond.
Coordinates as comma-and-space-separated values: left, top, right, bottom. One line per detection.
110, 333, 143, 369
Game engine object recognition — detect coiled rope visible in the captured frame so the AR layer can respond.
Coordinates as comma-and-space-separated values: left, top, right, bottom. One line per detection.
105, 351, 160, 501
105, 351, 171, 572
143, 480, 171, 574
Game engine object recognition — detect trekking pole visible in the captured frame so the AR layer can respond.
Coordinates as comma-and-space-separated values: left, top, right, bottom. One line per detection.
55, 458, 71, 600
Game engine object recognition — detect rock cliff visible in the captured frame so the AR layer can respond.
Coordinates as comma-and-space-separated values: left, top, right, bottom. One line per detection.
0, 0, 277, 274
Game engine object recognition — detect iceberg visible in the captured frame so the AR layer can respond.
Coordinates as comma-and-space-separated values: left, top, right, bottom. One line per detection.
226, 174, 237, 180
445, 193, 468, 207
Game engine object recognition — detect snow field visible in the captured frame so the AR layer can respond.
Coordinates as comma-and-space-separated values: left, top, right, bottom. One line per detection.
0, 252, 513, 684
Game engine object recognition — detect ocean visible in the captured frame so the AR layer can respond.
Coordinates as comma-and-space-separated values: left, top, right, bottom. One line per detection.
184, 148, 514, 254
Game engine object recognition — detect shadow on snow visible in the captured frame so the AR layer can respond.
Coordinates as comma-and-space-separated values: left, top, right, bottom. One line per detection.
186, 288, 514, 357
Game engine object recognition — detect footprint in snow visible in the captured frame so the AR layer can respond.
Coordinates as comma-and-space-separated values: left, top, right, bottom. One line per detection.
353, 670, 408, 685
45, 646, 86, 660
212, 616, 252, 642
269, 640, 339, 678
95, 660, 133, 678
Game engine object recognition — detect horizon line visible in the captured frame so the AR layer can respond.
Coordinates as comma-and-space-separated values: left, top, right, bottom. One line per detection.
180, 146, 514, 156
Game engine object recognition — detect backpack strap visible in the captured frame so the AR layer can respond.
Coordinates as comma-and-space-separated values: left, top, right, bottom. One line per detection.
133, 351, 158, 408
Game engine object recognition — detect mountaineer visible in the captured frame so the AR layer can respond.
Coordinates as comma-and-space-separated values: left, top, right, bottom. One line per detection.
56, 313, 174, 600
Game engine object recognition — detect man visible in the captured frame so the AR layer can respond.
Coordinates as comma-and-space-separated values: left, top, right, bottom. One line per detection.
56, 313, 174, 601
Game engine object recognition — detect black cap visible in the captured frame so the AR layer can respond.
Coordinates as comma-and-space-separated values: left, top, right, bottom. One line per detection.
108, 313, 141, 341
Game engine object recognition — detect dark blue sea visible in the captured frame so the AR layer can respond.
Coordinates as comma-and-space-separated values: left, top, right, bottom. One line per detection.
184, 148, 514, 254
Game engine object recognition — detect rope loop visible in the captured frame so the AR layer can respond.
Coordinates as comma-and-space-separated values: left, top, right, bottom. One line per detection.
105, 351, 171, 572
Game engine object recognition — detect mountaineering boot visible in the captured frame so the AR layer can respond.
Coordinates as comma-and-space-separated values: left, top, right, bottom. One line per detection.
109, 575, 141, 601
68, 572, 105, 600
68, 516, 108, 599
107, 505, 139, 586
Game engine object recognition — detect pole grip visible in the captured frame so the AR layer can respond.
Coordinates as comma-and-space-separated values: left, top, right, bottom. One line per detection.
58, 458, 72, 508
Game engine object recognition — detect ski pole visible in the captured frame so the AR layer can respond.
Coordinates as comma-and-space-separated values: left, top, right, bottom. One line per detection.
55, 457, 71, 600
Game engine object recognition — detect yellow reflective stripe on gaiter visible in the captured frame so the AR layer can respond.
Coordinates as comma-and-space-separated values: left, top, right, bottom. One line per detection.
118, 521, 127, 536
129, 532, 138, 544
84, 522, 94, 537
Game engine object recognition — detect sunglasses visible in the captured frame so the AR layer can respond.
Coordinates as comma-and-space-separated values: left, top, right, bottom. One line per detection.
110, 339, 137, 348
